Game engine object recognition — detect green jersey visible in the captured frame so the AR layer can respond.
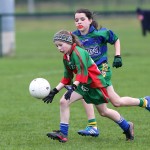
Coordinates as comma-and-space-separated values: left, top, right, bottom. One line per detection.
60, 44, 109, 104
60, 44, 107, 88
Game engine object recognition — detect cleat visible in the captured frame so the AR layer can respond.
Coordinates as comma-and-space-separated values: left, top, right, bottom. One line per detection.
47, 130, 68, 143
145, 96, 150, 111
78, 126, 99, 137
123, 122, 134, 141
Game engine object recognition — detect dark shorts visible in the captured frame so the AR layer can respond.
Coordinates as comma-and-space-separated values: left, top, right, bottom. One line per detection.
75, 84, 109, 105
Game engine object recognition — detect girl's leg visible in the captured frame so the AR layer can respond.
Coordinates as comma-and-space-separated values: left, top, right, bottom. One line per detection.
60, 91, 82, 123
107, 85, 150, 110
47, 91, 82, 143
77, 99, 99, 137
81, 99, 96, 121
95, 103, 134, 141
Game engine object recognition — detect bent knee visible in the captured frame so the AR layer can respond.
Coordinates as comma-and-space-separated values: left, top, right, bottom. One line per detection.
60, 97, 68, 106
111, 102, 121, 107
109, 97, 121, 107
99, 112, 107, 117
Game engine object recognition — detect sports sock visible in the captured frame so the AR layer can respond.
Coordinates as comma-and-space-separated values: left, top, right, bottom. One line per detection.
60, 123, 69, 136
87, 119, 97, 128
116, 116, 129, 132
139, 98, 147, 107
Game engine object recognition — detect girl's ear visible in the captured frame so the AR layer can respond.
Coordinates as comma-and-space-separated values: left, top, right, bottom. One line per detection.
89, 19, 93, 24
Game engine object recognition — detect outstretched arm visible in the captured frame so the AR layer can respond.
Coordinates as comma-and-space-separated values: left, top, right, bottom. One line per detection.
114, 39, 121, 56
113, 39, 122, 68
55, 82, 65, 91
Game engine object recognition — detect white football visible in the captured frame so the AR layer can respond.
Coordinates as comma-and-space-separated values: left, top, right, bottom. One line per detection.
29, 78, 51, 99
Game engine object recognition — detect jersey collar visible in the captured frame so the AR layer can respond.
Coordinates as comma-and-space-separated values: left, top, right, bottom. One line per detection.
73, 25, 96, 36
63, 43, 76, 61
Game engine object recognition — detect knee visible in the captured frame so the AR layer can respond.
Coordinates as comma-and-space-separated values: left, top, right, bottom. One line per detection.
60, 97, 68, 107
99, 111, 107, 117
112, 102, 121, 107
109, 97, 121, 107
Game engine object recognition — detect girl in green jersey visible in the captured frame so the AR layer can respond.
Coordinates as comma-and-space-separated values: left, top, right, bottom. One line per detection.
42, 30, 134, 143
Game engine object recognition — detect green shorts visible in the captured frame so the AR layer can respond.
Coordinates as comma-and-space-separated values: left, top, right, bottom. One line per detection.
98, 62, 112, 86
75, 84, 109, 105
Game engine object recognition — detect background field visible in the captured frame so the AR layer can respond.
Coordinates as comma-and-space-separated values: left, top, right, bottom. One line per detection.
0, 14, 150, 150
15, 0, 150, 13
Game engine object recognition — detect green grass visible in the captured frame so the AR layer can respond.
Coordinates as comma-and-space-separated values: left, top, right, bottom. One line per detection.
0, 16, 150, 150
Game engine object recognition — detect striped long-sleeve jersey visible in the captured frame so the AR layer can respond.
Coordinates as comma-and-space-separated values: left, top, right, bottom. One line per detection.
60, 45, 107, 88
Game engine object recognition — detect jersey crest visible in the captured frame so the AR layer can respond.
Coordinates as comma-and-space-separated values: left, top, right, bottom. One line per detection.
81, 85, 89, 92
85, 46, 101, 56
68, 61, 76, 70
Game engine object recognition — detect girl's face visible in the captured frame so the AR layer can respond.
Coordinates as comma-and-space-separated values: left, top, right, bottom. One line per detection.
54, 41, 72, 55
74, 13, 92, 35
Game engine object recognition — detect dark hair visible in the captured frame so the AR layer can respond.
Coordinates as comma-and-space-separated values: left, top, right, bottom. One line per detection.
75, 8, 100, 29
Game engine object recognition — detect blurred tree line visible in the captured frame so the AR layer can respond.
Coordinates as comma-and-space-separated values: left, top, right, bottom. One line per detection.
15, 0, 149, 5
15, 0, 150, 13
15, 0, 149, 3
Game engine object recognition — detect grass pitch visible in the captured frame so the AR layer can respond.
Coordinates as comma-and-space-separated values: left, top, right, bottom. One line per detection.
0, 16, 150, 150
